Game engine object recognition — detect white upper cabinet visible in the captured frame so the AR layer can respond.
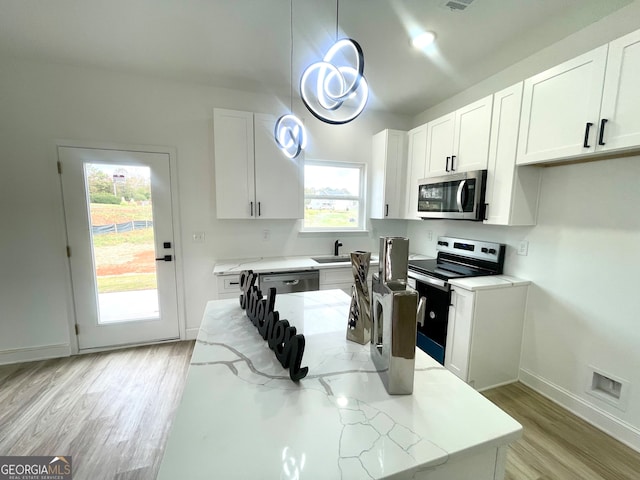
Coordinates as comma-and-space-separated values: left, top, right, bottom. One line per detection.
214, 109, 255, 219
253, 113, 302, 219
598, 29, 640, 153
371, 129, 407, 219
425, 112, 455, 177
404, 124, 428, 219
425, 96, 492, 177
214, 108, 302, 220
452, 95, 494, 173
484, 82, 540, 226
516, 46, 608, 165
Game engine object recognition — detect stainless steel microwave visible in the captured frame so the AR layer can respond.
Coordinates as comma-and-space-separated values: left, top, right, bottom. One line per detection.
416, 170, 487, 221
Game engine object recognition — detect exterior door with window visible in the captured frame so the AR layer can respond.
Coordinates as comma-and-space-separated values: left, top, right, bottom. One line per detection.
58, 146, 180, 350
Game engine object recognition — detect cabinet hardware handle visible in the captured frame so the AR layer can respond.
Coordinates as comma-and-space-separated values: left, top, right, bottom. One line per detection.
583, 122, 593, 148
229, 281, 240, 285
385, 204, 389, 217
250, 201, 254, 216
598, 118, 608, 146
451, 155, 456, 171
258, 202, 261, 216
445, 156, 450, 172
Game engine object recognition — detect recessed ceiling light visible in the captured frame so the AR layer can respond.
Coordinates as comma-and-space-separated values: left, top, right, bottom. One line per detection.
412, 31, 436, 49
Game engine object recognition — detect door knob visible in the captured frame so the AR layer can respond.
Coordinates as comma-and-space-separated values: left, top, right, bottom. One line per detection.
155, 255, 173, 262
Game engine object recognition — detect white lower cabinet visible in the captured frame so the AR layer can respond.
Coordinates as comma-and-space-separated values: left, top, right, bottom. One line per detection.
445, 282, 528, 391
320, 267, 374, 295
216, 274, 241, 300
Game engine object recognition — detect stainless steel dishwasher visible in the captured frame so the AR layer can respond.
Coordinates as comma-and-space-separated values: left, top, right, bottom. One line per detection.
258, 270, 320, 294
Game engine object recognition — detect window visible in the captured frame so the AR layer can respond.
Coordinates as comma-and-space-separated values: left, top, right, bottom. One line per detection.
303, 160, 366, 231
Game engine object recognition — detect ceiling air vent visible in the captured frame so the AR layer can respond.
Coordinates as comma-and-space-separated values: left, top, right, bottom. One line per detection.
442, 0, 475, 12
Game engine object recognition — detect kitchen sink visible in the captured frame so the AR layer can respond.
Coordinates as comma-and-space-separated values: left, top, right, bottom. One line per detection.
311, 255, 351, 264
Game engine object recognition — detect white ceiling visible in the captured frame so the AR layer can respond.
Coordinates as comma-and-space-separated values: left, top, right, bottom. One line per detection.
0, 0, 632, 115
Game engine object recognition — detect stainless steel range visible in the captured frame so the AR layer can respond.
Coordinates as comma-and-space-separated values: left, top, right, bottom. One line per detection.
407, 236, 506, 364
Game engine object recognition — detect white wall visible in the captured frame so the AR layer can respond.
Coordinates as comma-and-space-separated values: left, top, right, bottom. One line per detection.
413, 1, 640, 126
408, 0, 640, 449
407, 157, 640, 447
0, 58, 409, 363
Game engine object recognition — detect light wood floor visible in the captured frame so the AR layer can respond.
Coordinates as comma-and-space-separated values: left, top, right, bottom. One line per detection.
2, 344, 640, 480
0, 341, 194, 480
483, 382, 640, 480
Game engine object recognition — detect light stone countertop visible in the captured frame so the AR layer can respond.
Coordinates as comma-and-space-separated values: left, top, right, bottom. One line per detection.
158, 289, 522, 480
212, 253, 432, 276
448, 275, 531, 291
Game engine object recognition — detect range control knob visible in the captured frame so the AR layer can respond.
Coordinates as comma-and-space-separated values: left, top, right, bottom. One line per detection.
438, 241, 449, 246
488, 248, 497, 255
481, 247, 489, 253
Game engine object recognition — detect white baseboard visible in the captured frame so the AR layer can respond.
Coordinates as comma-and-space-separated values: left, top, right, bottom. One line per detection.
185, 327, 199, 340
0, 344, 71, 366
519, 368, 640, 453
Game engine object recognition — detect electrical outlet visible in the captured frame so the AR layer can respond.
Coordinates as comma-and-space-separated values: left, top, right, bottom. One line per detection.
517, 240, 529, 256
192, 232, 205, 243
262, 229, 271, 241
427, 230, 433, 241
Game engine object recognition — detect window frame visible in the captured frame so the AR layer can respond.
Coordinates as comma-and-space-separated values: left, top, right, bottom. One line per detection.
301, 159, 367, 233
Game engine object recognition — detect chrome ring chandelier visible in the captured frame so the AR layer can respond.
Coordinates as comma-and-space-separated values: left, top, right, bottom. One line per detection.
300, 38, 369, 125
274, 114, 307, 159
274, 0, 307, 159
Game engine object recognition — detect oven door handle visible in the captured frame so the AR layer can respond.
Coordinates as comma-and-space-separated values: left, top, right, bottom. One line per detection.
408, 270, 450, 291
417, 296, 426, 327
456, 180, 466, 213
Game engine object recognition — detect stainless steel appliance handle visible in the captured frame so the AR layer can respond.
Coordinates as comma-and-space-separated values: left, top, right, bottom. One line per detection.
417, 297, 426, 327
283, 279, 300, 286
408, 270, 449, 291
456, 180, 466, 213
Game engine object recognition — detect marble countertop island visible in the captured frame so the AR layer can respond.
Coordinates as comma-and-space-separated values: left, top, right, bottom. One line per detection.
158, 290, 522, 480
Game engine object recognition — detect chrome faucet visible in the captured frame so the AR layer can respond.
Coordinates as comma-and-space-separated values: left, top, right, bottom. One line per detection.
334, 239, 343, 256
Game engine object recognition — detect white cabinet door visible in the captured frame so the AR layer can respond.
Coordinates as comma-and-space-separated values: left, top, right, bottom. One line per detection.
516, 45, 608, 165
445, 288, 475, 382
254, 113, 302, 219
452, 95, 493, 173
214, 109, 302, 220
598, 29, 640, 153
484, 82, 541, 226
405, 124, 428, 219
214, 109, 255, 219
425, 112, 455, 177
371, 129, 407, 219
467, 286, 528, 391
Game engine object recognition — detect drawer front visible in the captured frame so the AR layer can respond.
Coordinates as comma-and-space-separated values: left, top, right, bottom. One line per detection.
320, 268, 353, 285
320, 268, 375, 289
217, 274, 241, 294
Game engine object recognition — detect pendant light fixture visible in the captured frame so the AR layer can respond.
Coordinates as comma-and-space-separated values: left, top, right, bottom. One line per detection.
274, 0, 307, 159
300, 0, 369, 124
